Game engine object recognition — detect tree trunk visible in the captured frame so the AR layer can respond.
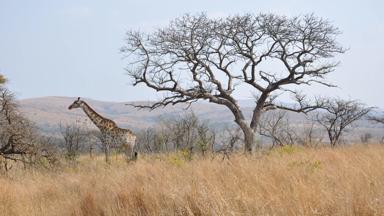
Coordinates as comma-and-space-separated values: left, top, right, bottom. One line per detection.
245, 91, 269, 152
243, 128, 256, 152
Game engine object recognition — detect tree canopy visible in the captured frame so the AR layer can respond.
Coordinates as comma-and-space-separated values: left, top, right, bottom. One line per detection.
122, 13, 345, 151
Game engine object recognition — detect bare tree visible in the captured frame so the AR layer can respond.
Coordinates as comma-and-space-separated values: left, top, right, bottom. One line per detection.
36, 136, 61, 168
296, 120, 324, 146
174, 112, 199, 151
0, 88, 33, 160
0, 81, 53, 170
368, 112, 384, 143
136, 128, 160, 153
214, 127, 242, 160
196, 123, 215, 156
314, 99, 372, 146
59, 123, 87, 160
136, 112, 215, 155
166, 112, 215, 155
360, 133, 373, 144
122, 13, 345, 152
258, 111, 297, 147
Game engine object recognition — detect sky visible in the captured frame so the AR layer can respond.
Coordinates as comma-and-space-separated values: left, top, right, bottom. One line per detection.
1, 0, 383, 107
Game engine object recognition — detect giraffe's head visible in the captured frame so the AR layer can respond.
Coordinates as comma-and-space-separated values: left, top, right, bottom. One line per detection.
68, 97, 83, 110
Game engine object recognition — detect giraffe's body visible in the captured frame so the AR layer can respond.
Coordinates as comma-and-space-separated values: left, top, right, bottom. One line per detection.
68, 98, 136, 162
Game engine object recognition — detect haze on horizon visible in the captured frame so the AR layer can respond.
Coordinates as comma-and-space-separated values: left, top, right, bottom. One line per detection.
1, 0, 383, 107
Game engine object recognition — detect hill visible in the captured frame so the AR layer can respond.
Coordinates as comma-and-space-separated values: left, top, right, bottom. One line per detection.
18, 96, 382, 142
18, 96, 248, 133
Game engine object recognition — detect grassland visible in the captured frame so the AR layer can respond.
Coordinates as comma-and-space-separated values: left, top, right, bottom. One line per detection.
1, 144, 384, 216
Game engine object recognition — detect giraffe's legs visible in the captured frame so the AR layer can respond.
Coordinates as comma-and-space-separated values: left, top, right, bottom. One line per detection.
123, 143, 137, 162
104, 144, 111, 164
100, 135, 111, 164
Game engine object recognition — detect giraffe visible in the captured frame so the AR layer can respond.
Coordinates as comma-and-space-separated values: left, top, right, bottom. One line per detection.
68, 97, 137, 162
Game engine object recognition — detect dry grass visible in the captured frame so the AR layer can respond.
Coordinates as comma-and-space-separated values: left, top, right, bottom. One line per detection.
1, 144, 384, 216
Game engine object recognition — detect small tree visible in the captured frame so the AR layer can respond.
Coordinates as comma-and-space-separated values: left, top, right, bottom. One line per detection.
36, 136, 61, 168
368, 112, 384, 143
214, 127, 242, 160
314, 99, 372, 146
259, 111, 297, 147
136, 128, 159, 153
135, 112, 215, 155
59, 123, 87, 160
196, 123, 215, 156
122, 13, 345, 152
296, 120, 324, 146
360, 133, 372, 144
0, 80, 52, 170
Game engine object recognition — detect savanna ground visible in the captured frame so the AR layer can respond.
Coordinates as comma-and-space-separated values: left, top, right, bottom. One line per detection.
1, 144, 384, 216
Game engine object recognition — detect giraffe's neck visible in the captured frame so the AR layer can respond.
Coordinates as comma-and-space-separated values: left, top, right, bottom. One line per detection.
80, 102, 110, 130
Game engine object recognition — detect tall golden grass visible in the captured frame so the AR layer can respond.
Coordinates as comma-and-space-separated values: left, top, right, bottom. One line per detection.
1, 144, 384, 216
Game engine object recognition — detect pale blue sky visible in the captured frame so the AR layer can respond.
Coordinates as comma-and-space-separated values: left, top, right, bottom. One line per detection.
1, 0, 383, 107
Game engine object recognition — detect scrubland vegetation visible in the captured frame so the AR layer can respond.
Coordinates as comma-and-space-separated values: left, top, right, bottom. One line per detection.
1, 145, 384, 216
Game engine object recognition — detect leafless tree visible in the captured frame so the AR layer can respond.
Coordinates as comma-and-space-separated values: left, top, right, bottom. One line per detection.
0, 81, 55, 170
368, 112, 384, 143
59, 123, 87, 160
314, 99, 372, 146
173, 112, 199, 150
136, 112, 215, 155
122, 13, 345, 152
360, 133, 373, 144
59, 120, 100, 160
136, 128, 161, 153
0, 88, 34, 161
258, 111, 297, 147
196, 123, 215, 156
296, 120, 324, 146
166, 113, 215, 155
214, 127, 242, 160
35, 136, 61, 168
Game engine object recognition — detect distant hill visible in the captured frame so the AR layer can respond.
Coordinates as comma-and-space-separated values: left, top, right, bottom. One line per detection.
18, 96, 247, 134
18, 97, 383, 141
